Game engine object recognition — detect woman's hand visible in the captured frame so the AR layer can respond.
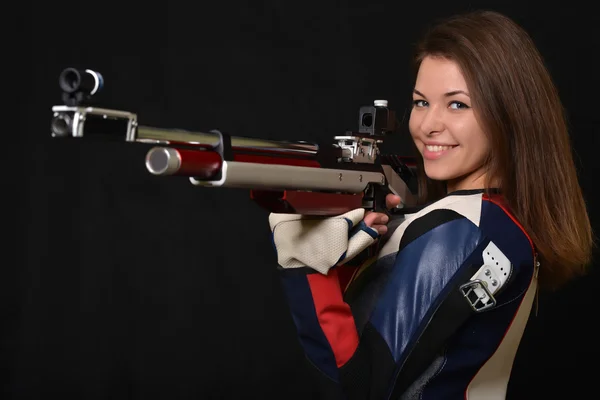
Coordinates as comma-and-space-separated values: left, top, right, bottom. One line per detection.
363, 194, 402, 236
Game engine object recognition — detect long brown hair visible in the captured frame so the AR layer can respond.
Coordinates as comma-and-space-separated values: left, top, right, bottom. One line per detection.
410, 10, 594, 291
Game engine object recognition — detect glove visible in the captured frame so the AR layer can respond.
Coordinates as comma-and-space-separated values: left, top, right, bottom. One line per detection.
268, 208, 380, 275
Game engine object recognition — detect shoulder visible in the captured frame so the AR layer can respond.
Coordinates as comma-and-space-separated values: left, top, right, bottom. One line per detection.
478, 193, 535, 266
380, 189, 534, 268
379, 190, 486, 260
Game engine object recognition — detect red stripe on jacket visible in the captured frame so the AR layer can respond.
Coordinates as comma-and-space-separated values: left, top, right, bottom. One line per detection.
307, 269, 360, 367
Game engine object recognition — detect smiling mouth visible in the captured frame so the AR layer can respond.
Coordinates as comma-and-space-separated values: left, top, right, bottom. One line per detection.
425, 145, 458, 152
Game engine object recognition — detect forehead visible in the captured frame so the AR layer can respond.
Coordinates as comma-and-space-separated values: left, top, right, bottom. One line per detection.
415, 56, 468, 92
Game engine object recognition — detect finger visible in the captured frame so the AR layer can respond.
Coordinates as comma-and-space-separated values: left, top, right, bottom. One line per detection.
385, 194, 402, 209
371, 224, 388, 235
363, 212, 389, 227
363, 212, 388, 226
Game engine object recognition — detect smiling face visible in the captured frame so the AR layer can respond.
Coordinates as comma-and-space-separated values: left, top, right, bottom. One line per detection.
409, 56, 492, 193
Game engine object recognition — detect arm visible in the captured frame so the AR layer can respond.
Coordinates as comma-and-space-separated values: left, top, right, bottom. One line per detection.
269, 208, 389, 399
278, 263, 395, 400
272, 208, 518, 399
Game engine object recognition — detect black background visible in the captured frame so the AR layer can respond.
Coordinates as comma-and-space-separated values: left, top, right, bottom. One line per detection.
10, 0, 599, 398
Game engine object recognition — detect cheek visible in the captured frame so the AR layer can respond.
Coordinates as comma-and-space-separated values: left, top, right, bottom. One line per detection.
467, 129, 491, 153
451, 120, 487, 148
408, 114, 421, 144
459, 128, 491, 165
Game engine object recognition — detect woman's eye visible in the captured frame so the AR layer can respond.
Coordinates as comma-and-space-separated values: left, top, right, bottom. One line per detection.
413, 99, 428, 107
449, 101, 469, 110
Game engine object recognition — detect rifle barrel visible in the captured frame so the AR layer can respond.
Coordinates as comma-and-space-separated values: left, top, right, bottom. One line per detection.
137, 126, 319, 156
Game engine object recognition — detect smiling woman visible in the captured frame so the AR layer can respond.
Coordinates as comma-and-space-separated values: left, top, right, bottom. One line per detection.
267, 9, 594, 400
409, 56, 492, 193
409, 11, 593, 291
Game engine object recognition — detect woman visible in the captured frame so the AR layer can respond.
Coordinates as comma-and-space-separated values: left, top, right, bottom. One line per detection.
269, 10, 593, 399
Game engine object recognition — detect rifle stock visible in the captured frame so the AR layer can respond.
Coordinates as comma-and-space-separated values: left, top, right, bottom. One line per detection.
50, 67, 419, 216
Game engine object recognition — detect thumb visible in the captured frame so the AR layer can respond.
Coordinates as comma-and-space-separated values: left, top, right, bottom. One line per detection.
386, 194, 402, 209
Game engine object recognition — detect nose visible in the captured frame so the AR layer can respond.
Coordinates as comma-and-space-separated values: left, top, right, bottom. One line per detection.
418, 105, 445, 135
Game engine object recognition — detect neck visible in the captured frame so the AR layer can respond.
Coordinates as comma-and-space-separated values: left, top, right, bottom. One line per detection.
446, 169, 498, 194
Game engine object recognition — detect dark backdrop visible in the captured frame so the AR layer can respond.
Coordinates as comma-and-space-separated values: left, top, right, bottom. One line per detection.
10, 0, 598, 399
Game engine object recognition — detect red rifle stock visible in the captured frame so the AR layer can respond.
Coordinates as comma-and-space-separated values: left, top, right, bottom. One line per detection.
50, 68, 419, 216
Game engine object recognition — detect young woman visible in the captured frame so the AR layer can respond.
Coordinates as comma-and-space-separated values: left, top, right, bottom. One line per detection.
268, 10, 593, 399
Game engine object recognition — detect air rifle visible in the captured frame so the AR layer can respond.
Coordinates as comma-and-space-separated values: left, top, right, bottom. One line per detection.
50, 67, 419, 216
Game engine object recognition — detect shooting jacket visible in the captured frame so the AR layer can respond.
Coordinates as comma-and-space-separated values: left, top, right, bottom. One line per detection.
278, 188, 537, 399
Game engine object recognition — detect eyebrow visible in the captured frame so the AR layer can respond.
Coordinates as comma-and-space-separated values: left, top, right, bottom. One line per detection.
413, 89, 470, 97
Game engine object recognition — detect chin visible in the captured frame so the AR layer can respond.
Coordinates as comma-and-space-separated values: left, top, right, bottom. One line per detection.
423, 163, 458, 182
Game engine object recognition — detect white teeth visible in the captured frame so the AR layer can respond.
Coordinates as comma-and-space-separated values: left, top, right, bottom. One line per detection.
426, 145, 455, 152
